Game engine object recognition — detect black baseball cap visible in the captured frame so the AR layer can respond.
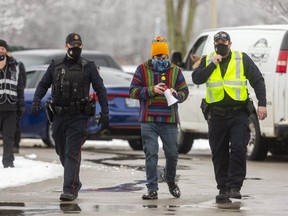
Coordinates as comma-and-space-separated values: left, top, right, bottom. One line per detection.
66, 33, 82, 45
214, 31, 230, 42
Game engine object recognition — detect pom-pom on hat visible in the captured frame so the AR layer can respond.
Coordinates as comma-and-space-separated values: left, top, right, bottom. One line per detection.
151, 36, 169, 56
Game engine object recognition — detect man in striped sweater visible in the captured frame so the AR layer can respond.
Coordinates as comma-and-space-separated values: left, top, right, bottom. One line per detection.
129, 36, 189, 200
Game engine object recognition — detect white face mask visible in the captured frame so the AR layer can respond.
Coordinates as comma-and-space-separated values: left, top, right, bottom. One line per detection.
0, 55, 6, 61
0, 55, 6, 69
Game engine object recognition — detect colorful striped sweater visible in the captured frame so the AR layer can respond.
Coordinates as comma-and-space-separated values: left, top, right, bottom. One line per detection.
129, 59, 189, 123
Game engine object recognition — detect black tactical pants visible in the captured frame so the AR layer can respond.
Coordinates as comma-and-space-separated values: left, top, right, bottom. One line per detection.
52, 113, 88, 194
208, 111, 250, 191
0, 111, 17, 167
14, 116, 21, 149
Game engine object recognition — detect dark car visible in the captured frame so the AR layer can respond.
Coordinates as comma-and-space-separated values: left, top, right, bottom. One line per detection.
12, 49, 123, 70
21, 65, 142, 150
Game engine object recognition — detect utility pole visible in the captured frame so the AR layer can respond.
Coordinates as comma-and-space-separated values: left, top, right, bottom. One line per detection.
154, 17, 161, 36
211, 0, 218, 28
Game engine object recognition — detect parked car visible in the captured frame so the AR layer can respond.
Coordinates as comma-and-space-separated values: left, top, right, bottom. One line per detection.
122, 65, 137, 75
21, 65, 141, 150
171, 24, 288, 160
12, 49, 123, 70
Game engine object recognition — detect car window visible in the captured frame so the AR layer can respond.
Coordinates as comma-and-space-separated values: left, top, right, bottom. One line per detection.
100, 71, 132, 85
185, 36, 208, 70
81, 55, 109, 67
13, 51, 122, 70
25, 68, 132, 88
26, 70, 43, 88
16, 56, 48, 67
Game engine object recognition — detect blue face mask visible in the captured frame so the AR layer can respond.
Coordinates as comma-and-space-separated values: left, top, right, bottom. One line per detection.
152, 59, 169, 71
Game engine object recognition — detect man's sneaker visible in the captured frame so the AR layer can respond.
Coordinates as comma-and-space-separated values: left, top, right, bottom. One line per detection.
216, 190, 232, 204
227, 188, 242, 199
60, 192, 77, 201
142, 191, 158, 200
167, 182, 181, 198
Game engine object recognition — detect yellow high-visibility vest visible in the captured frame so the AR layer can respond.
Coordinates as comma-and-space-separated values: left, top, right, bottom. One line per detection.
205, 51, 248, 103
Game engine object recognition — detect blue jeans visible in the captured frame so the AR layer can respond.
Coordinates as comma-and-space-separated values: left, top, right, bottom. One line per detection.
141, 122, 179, 192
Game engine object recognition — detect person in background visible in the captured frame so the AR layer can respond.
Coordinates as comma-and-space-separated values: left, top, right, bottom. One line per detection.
0, 39, 26, 168
31, 33, 109, 201
6, 51, 26, 154
190, 54, 201, 70
192, 31, 267, 203
130, 36, 189, 200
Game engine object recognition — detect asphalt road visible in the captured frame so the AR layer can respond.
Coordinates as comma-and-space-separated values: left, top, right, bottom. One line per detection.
0, 139, 288, 216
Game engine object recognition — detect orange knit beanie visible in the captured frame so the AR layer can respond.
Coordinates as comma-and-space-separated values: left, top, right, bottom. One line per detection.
151, 36, 169, 56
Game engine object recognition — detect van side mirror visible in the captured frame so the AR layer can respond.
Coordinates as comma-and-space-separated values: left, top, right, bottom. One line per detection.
171, 51, 184, 67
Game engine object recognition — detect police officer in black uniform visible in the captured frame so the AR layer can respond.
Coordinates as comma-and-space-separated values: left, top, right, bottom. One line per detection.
192, 31, 267, 203
31, 33, 109, 201
0, 39, 26, 168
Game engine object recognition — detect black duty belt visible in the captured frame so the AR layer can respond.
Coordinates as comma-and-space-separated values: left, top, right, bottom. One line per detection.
54, 106, 71, 115
210, 105, 245, 117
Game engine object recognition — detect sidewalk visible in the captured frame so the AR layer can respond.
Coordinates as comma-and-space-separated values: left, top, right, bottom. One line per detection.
0, 143, 287, 215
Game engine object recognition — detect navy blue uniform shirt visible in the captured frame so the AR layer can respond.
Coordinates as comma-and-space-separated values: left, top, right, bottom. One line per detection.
33, 55, 109, 114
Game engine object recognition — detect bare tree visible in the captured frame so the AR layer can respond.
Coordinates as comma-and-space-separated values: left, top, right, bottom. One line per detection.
2, 0, 286, 64
258, 0, 288, 22
166, 0, 197, 55
235, 0, 288, 23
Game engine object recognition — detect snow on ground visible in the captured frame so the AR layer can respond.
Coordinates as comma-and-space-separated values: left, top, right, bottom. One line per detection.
0, 155, 62, 189
0, 139, 209, 189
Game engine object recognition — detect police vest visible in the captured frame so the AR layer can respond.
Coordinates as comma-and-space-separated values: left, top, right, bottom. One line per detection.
52, 59, 90, 105
205, 51, 248, 103
0, 62, 19, 105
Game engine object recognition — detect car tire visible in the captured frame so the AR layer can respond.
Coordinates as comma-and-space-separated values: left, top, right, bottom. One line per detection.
128, 139, 143, 151
247, 114, 268, 161
42, 123, 55, 148
178, 130, 194, 154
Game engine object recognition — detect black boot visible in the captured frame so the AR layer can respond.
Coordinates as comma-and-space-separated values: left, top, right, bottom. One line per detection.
142, 191, 158, 200
216, 190, 232, 204
167, 182, 181, 198
60, 192, 77, 201
227, 188, 242, 199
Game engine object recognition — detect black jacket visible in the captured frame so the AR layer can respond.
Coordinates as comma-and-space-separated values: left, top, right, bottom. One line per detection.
192, 51, 266, 107
33, 55, 109, 114
0, 56, 26, 111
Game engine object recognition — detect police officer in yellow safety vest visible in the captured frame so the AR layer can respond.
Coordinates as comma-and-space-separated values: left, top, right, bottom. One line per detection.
192, 31, 267, 204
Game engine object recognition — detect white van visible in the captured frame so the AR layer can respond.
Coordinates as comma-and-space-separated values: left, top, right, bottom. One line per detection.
173, 25, 288, 160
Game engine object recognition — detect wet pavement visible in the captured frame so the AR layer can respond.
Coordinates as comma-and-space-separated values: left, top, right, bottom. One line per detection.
0, 140, 288, 215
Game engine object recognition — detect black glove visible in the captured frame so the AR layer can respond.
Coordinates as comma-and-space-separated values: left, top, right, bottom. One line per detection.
17, 106, 26, 118
31, 101, 42, 117
98, 112, 109, 130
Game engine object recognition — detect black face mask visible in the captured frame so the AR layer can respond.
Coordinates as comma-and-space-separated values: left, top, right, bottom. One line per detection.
67, 47, 82, 59
214, 43, 229, 56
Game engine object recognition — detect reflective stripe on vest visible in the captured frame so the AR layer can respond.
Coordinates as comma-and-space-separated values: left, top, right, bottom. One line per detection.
205, 51, 248, 103
0, 64, 19, 104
